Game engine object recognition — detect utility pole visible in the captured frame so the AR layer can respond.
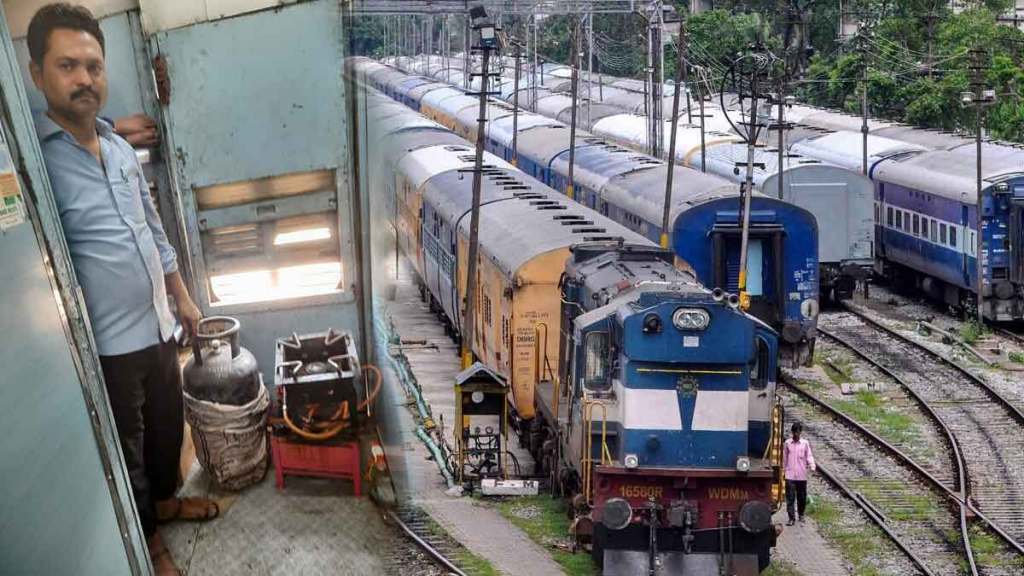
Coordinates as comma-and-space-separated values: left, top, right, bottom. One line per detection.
770, 42, 793, 203
697, 74, 707, 173
464, 15, 471, 90
857, 24, 870, 176
461, 15, 499, 370
532, 15, 539, 111
775, 81, 787, 200
426, 16, 433, 75
649, 7, 664, 158
923, 8, 939, 80
567, 22, 581, 201
965, 46, 996, 325
661, 15, 687, 249
587, 11, 594, 128
737, 40, 767, 312
682, 25, 692, 125
512, 39, 522, 166
645, 22, 654, 154
655, 6, 664, 157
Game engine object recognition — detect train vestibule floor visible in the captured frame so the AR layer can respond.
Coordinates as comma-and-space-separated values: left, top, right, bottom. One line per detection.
161, 458, 392, 576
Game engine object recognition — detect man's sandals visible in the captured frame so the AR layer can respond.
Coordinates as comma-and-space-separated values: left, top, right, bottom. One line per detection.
156, 497, 220, 524
147, 534, 180, 576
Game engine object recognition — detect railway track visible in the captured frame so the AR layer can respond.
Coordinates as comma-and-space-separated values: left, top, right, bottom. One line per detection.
782, 381, 972, 575
821, 308, 1024, 539
386, 505, 467, 576
804, 307, 1024, 571
992, 326, 1024, 348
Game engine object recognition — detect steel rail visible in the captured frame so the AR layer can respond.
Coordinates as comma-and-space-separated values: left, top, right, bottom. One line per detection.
793, 328, 1024, 556
814, 462, 937, 576
818, 316, 1024, 556
993, 326, 1024, 348
843, 302, 1024, 427
781, 373, 979, 575
387, 509, 469, 576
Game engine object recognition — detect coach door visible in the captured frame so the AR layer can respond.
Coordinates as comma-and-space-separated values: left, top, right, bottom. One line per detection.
962, 205, 972, 285
876, 184, 887, 259
1011, 201, 1024, 284
712, 228, 785, 326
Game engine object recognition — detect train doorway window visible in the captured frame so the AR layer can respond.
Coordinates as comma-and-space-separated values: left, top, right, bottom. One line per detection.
747, 240, 764, 296
196, 170, 345, 306
583, 331, 611, 391
210, 261, 342, 306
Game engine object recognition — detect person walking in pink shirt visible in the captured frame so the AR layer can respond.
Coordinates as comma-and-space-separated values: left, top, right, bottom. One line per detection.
783, 422, 816, 526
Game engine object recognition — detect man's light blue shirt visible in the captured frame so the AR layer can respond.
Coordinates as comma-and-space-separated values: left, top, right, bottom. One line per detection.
36, 114, 177, 356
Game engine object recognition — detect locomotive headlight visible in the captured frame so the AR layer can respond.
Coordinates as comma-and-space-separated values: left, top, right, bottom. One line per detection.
602, 498, 633, 531
624, 453, 639, 469
736, 456, 751, 473
738, 500, 773, 534
672, 308, 710, 331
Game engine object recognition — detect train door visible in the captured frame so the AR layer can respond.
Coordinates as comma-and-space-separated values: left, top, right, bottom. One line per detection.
0, 7, 148, 570
1011, 199, 1024, 285
962, 205, 971, 285
712, 229, 783, 326
876, 184, 887, 260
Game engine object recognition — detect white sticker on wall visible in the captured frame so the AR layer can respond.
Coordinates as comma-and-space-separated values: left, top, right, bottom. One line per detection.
0, 144, 24, 232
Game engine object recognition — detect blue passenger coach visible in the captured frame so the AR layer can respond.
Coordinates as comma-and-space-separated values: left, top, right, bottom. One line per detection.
873, 145, 1024, 320
355, 57, 821, 365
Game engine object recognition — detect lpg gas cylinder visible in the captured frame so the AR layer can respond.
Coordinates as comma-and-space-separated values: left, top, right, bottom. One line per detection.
183, 316, 260, 405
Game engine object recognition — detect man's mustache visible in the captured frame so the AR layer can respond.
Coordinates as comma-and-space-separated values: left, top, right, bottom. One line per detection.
71, 87, 99, 101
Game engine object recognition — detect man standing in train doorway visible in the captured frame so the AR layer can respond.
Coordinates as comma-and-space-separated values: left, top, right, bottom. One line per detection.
27, 4, 218, 574
783, 421, 817, 526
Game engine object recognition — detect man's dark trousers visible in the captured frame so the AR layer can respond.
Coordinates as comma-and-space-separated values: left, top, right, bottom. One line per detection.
100, 338, 183, 536
786, 479, 808, 521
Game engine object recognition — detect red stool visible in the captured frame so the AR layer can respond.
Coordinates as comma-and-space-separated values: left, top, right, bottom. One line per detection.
270, 435, 362, 496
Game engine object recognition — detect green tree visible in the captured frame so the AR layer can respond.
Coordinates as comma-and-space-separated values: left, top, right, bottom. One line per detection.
801, 5, 1024, 142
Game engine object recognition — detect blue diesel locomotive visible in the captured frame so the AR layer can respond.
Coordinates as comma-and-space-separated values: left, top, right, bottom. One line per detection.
544, 244, 782, 574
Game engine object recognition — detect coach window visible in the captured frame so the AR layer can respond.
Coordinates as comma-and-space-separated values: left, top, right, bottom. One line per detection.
930, 220, 938, 242
905, 211, 911, 232
951, 227, 958, 248
940, 223, 948, 245
887, 207, 894, 226
913, 214, 920, 236
895, 210, 902, 229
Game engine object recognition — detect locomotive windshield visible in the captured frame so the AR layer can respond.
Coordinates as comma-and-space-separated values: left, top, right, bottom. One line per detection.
750, 336, 771, 390
582, 331, 611, 391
